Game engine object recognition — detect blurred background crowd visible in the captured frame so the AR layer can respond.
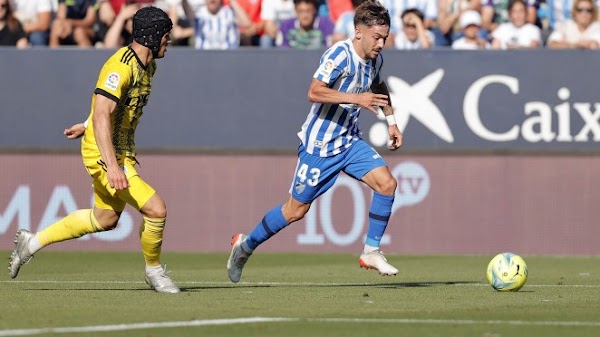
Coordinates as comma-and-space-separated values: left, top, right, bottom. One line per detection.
2, 0, 600, 49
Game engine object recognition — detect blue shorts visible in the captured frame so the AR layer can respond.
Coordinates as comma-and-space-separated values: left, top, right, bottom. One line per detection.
289, 139, 387, 203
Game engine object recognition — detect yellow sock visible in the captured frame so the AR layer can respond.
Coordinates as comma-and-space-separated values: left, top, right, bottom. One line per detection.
37, 209, 103, 247
140, 217, 165, 267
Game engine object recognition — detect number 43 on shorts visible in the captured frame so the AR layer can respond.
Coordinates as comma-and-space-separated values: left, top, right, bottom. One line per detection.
297, 164, 321, 186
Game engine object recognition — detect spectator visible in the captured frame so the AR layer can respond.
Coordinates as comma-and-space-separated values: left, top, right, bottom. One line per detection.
13, 0, 53, 46
166, 0, 203, 46
481, 0, 507, 32
545, 0, 600, 31
0, 0, 28, 47
95, 0, 157, 46
394, 8, 433, 48
236, 0, 264, 46
94, 0, 117, 47
452, 9, 490, 48
102, 2, 138, 47
331, 0, 364, 43
260, 0, 296, 47
326, 0, 352, 22
491, 0, 541, 49
193, 0, 251, 49
385, 0, 438, 30
49, 0, 96, 47
547, 0, 600, 49
278, 0, 334, 48
436, 0, 480, 46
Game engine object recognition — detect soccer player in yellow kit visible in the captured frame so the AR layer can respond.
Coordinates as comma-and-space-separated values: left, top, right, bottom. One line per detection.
8, 6, 180, 294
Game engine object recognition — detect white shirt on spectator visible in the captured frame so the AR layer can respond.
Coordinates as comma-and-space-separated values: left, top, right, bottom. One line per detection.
394, 29, 434, 49
13, 0, 53, 25
194, 5, 239, 49
492, 22, 541, 49
547, 20, 600, 45
261, 0, 295, 23
385, 0, 438, 32
452, 37, 490, 49
166, 0, 205, 20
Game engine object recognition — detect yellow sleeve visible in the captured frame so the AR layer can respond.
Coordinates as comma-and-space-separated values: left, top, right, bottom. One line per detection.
93, 61, 132, 103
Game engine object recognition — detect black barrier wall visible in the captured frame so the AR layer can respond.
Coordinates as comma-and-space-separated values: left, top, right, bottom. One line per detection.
1, 48, 599, 151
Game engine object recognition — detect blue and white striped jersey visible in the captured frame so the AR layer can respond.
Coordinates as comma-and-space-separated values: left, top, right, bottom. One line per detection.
194, 5, 239, 50
297, 39, 384, 157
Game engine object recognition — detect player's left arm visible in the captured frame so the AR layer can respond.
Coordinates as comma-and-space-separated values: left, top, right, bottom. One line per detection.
63, 119, 88, 139
64, 122, 86, 139
308, 79, 389, 114
371, 80, 403, 150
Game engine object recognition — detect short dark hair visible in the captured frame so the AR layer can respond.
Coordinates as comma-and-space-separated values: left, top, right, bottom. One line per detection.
401, 8, 424, 22
354, 0, 391, 28
294, 0, 320, 9
352, 0, 367, 9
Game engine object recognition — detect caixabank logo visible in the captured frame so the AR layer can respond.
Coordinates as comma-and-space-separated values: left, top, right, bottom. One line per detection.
368, 69, 600, 148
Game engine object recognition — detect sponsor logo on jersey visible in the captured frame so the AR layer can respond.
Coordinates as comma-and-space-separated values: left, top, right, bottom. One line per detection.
104, 72, 121, 91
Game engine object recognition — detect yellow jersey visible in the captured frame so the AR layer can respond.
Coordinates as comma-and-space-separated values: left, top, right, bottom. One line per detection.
82, 46, 157, 159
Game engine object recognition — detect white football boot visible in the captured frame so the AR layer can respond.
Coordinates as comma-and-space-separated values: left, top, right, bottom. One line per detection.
359, 250, 398, 276
8, 229, 35, 279
145, 265, 181, 293
227, 234, 251, 283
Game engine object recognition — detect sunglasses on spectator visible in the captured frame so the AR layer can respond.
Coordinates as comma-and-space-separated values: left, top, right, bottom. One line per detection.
403, 23, 416, 28
576, 7, 593, 13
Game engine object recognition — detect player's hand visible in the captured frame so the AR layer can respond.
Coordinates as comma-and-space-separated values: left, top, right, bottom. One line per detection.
107, 166, 129, 191
357, 92, 390, 115
64, 123, 86, 139
387, 125, 403, 151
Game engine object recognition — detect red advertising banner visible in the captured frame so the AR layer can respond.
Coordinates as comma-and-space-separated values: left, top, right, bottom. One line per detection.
1, 153, 598, 255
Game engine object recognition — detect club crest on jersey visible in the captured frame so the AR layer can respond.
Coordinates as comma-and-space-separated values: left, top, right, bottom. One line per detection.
319, 59, 335, 76
104, 72, 121, 91
295, 181, 305, 194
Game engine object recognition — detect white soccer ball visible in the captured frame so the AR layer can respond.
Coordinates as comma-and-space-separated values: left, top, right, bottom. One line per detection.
486, 252, 528, 291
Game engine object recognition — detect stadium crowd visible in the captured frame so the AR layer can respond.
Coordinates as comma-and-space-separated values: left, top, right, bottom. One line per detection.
2, 0, 600, 49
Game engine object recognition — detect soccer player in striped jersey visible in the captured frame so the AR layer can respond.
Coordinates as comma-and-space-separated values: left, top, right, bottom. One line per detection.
9, 7, 181, 294
228, 0, 403, 283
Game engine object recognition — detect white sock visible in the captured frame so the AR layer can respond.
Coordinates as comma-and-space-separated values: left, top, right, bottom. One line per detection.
28, 235, 42, 254
146, 265, 163, 274
363, 244, 379, 254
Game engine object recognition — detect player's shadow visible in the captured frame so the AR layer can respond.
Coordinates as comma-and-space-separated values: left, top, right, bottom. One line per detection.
24, 281, 481, 292
371, 281, 480, 288
179, 280, 481, 292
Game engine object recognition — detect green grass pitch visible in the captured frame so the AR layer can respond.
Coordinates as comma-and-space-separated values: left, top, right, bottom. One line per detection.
1, 252, 599, 337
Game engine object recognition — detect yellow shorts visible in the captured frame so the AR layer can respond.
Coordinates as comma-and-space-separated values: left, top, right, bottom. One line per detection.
84, 156, 156, 212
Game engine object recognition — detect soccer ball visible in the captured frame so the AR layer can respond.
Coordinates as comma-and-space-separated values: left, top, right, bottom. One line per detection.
486, 252, 528, 291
